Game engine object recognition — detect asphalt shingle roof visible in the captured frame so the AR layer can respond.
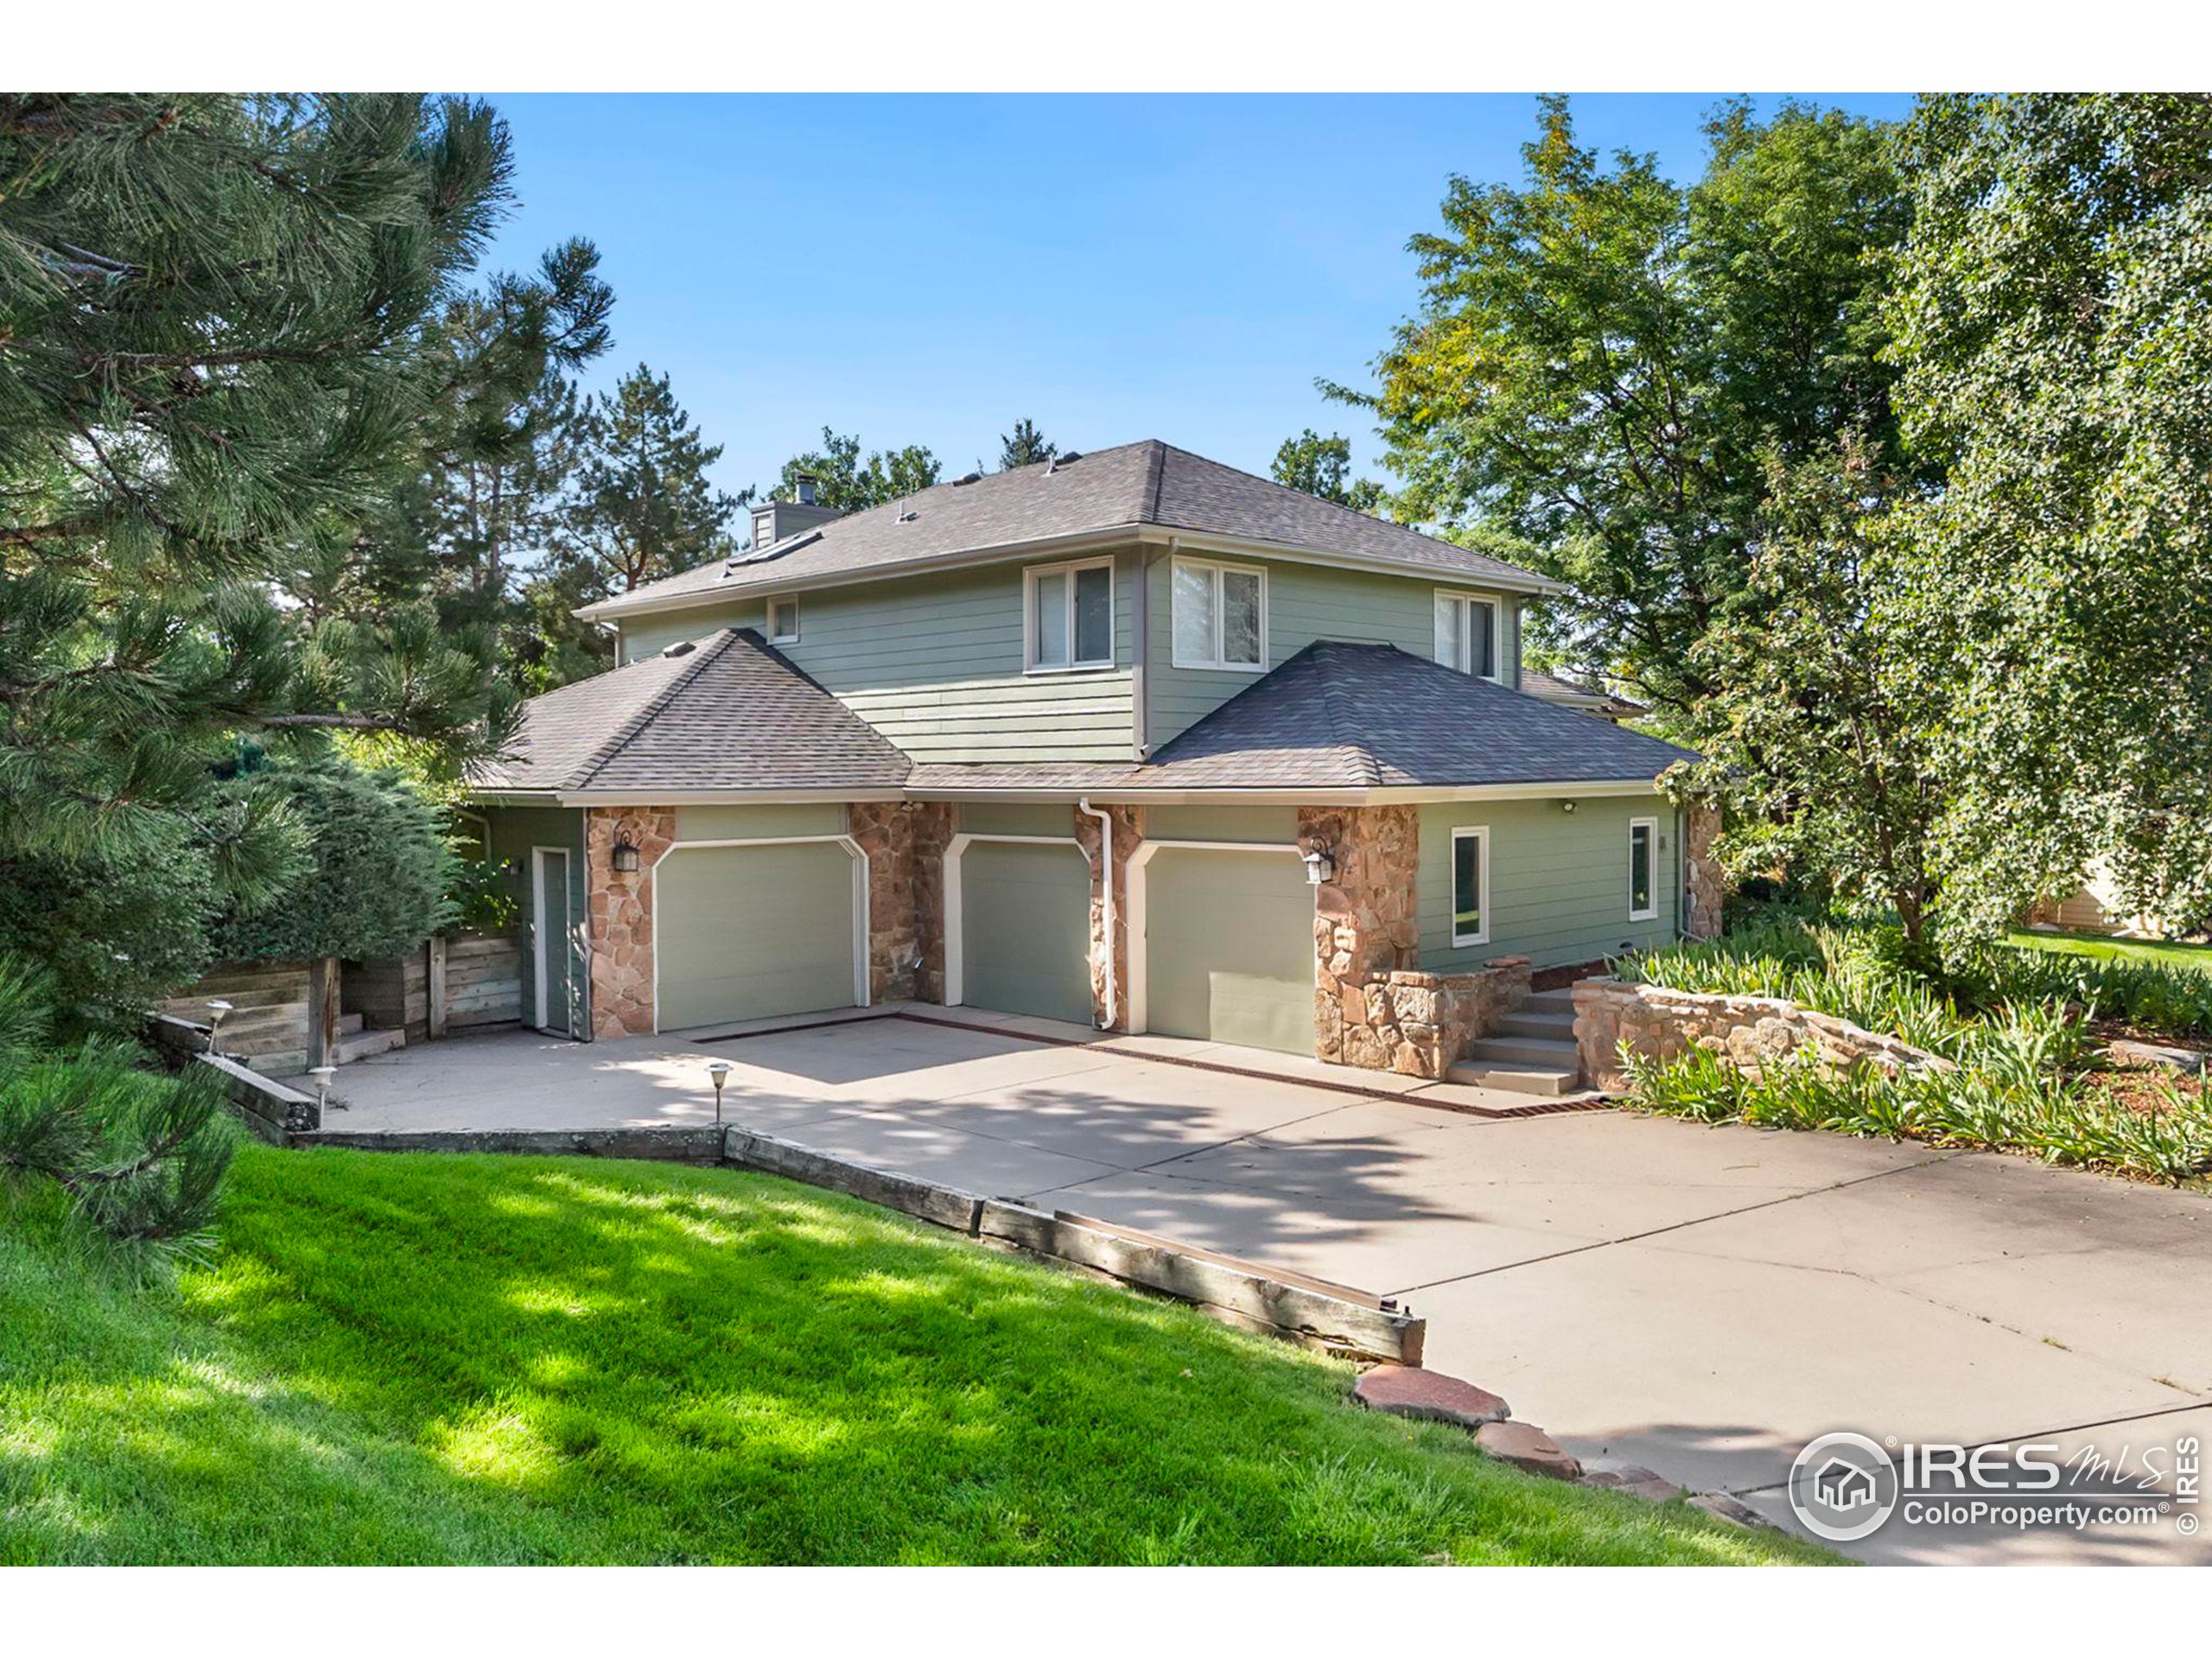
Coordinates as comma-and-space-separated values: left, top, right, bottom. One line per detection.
1135, 642, 1694, 788
472, 629, 911, 795
579, 439, 1548, 617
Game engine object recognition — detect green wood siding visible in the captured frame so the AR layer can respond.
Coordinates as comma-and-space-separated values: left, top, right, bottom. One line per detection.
673, 803, 845, 842
1417, 797, 1677, 972
480, 805, 589, 1035
1141, 804, 1299, 844
615, 552, 1140, 764
1147, 556, 1524, 747
654, 842, 858, 1029
1142, 847, 1315, 1054
960, 802, 1073, 838
957, 839, 1093, 1023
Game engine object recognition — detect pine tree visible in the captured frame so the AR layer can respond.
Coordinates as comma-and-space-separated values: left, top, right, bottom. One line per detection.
0, 94, 531, 980
770, 427, 940, 512
999, 418, 1058, 470
522, 365, 742, 685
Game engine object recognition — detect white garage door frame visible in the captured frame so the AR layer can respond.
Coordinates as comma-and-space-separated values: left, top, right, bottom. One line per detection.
1125, 838, 1309, 1036
941, 831, 1090, 1011
648, 834, 871, 1034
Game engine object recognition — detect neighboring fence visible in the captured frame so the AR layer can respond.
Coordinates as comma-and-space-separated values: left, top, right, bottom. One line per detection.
155, 928, 524, 1077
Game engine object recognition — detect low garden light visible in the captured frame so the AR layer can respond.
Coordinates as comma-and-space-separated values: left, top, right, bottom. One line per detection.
1300, 844, 1336, 887
205, 999, 232, 1058
611, 839, 641, 874
707, 1058, 733, 1125
307, 1065, 337, 1116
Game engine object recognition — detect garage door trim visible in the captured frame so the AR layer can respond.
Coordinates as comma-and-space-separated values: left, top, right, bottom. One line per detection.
649, 834, 870, 1033
1126, 838, 1309, 1038
942, 831, 1094, 1012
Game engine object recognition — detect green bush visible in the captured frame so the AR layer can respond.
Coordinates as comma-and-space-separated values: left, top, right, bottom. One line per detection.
211, 764, 456, 964
0, 824, 220, 1034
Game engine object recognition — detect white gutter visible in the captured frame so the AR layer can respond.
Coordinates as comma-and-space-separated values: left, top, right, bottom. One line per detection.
1077, 796, 1117, 1030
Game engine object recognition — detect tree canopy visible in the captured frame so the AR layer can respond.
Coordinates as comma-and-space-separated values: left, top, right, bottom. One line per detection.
1269, 429, 1384, 513
769, 427, 940, 512
999, 418, 1058, 470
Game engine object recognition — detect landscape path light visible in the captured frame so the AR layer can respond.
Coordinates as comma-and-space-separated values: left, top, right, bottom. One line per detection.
707, 1059, 733, 1126
205, 1000, 232, 1058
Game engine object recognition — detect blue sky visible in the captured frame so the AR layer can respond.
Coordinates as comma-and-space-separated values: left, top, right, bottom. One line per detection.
482, 93, 1911, 497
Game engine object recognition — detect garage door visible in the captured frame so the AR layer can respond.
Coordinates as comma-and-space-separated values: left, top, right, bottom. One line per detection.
1142, 847, 1313, 1054
654, 842, 858, 1031
957, 839, 1095, 1025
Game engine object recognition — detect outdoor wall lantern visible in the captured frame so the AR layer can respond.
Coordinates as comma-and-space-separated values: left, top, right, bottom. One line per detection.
611, 839, 641, 874
1560, 800, 1579, 815
1300, 844, 1337, 887
707, 1059, 733, 1126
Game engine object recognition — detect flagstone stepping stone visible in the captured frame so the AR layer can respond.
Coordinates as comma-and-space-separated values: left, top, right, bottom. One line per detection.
1352, 1365, 1510, 1429
1689, 1491, 1782, 1531
1580, 1463, 1686, 1503
1473, 1419, 1583, 1481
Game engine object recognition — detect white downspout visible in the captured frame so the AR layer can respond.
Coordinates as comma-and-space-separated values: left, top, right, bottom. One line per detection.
1077, 795, 1117, 1030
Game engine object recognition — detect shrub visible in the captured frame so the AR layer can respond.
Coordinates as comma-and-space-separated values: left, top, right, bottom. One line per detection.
211, 764, 456, 964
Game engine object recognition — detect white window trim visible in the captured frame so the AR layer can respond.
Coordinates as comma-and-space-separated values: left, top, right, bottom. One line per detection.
1023, 556, 1116, 674
768, 596, 802, 645
1628, 816, 1659, 922
1450, 824, 1491, 947
1433, 589, 1504, 683
1171, 556, 1268, 672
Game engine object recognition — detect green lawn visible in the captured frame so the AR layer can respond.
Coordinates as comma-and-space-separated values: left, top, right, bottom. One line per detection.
2007, 927, 2212, 979
0, 1145, 1827, 1565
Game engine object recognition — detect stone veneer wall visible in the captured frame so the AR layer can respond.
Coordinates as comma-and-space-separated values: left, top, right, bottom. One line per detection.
585, 806, 673, 1039
1301, 804, 1527, 1079
1685, 803, 1724, 941
1572, 975, 1950, 1094
849, 801, 956, 1004
1074, 803, 1141, 1031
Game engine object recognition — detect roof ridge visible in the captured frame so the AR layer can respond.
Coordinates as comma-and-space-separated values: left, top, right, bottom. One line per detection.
563, 628, 742, 791
1311, 640, 1384, 789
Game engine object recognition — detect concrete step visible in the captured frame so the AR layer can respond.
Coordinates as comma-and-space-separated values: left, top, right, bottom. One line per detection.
1497, 1008, 1576, 1040
1465, 1034, 1580, 1069
334, 1027, 404, 1065
336, 1012, 365, 1037
1522, 988, 1577, 1014
1446, 1060, 1582, 1096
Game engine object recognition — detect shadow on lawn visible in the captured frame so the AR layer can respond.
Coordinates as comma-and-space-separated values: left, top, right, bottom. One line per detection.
42, 1147, 1785, 1566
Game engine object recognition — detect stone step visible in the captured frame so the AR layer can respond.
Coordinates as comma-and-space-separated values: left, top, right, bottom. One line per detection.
334, 1026, 404, 1065
1465, 1034, 1580, 1069
1446, 1060, 1582, 1096
1497, 1008, 1576, 1040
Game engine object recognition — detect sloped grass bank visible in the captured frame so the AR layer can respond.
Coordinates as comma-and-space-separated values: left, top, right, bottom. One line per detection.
0, 1146, 1823, 1565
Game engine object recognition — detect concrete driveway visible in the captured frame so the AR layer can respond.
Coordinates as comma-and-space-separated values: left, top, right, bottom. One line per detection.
332, 1014, 2212, 1565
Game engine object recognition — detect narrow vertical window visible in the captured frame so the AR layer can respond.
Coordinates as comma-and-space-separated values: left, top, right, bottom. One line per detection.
769, 598, 801, 644
1452, 825, 1490, 946
1628, 817, 1657, 921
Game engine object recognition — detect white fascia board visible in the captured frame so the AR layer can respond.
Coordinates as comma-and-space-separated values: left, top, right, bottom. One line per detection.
555, 787, 906, 807
571, 528, 1147, 624
1133, 526, 1567, 597
905, 779, 1666, 806
467, 789, 565, 806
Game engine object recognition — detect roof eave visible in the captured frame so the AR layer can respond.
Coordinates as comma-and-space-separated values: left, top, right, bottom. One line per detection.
1136, 525, 1567, 596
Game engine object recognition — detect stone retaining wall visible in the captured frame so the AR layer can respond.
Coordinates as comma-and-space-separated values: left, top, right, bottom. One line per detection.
1325, 957, 1534, 1080
1572, 975, 1951, 1093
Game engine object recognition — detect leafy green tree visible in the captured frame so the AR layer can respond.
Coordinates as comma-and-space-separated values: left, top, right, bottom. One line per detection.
999, 418, 1058, 470
772, 427, 940, 512
1269, 429, 1384, 513
1686, 443, 1942, 943
1885, 93, 2212, 935
0, 94, 526, 1002
210, 765, 457, 965
1333, 97, 1909, 721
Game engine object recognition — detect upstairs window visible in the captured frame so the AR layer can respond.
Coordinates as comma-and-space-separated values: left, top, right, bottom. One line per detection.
1452, 825, 1491, 946
1027, 558, 1114, 671
1172, 557, 1266, 671
1434, 592, 1502, 682
1629, 817, 1658, 921
769, 598, 801, 644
